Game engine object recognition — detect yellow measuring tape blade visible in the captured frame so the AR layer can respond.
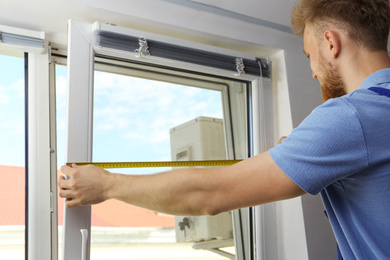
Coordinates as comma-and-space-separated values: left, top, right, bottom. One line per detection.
66, 160, 242, 169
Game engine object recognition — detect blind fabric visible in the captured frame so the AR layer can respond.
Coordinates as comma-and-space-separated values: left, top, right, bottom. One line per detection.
0, 32, 45, 49
95, 30, 271, 79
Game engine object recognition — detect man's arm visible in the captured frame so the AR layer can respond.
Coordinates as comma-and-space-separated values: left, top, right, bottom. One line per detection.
58, 151, 305, 216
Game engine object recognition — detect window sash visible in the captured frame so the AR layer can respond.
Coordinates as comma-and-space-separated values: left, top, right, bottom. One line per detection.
63, 20, 274, 260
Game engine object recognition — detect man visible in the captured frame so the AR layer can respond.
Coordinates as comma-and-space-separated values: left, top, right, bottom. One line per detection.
59, 0, 390, 258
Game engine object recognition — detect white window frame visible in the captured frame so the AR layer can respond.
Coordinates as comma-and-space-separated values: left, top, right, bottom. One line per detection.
28, 51, 59, 260
63, 19, 274, 260
0, 25, 59, 260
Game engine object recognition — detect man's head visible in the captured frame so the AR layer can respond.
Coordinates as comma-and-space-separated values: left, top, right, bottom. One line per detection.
291, 0, 390, 52
292, 0, 390, 101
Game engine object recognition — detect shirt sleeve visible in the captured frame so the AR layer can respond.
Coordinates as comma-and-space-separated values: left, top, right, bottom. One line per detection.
269, 98, 369, 195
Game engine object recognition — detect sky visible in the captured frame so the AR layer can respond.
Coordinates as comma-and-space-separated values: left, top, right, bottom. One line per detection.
0, 54, 25, 167
1, 53, 225, 174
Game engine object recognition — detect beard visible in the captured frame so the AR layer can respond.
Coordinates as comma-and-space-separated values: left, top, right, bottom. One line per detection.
318, 53, 347, 102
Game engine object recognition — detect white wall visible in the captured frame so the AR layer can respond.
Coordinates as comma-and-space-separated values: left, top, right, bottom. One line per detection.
66, 0, 323, 127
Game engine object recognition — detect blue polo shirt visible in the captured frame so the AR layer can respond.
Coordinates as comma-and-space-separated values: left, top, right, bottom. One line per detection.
269, 68, 390, 259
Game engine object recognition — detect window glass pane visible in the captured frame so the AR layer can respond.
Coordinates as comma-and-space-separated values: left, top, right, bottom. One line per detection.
55, 64, 67, 256
55, 64, 67, 168
93, 71, 224, 172
91, 62, 244, 259
0, 53, 25, 259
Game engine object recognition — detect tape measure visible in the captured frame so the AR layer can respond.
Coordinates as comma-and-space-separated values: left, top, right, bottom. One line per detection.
66, 160, 242, 169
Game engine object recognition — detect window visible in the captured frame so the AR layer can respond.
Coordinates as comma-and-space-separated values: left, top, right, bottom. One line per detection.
0, 53, 26, 259
0, 24, 55, 260
62, 20, 273, 260
88, 58, 248, 259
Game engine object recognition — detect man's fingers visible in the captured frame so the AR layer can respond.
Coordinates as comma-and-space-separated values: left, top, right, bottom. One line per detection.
58, 174, 72, 189
60, 164, 75, 175
60, 190, 81, 208
58, 164, 80, 189
65, 198, 83, 208
60, 164, 69, 173
65, 198, 75, 208
58, 188, 72, 198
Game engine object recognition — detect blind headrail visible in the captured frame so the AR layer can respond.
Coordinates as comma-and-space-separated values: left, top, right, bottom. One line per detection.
94, 30, 271, 79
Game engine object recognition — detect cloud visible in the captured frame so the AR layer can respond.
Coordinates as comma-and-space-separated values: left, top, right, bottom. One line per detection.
94, 72, 222, 127
0, 79, 25, 133
91, 71, 224, 162
0, 84, 25, 166
0, 85, 10, 103
0, 77, 24, 103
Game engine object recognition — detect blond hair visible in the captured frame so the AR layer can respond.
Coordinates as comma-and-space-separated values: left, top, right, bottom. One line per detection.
291, 0, 390, 51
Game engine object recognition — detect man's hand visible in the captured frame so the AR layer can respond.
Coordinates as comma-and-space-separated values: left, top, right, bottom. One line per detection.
277, 136, 287, 145
58, 164, 114, 208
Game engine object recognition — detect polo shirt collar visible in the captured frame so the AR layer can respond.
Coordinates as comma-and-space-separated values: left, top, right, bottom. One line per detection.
359, 68, 390, 90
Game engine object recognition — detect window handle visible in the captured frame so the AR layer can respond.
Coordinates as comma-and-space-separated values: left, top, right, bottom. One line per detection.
80, 229, 89, 260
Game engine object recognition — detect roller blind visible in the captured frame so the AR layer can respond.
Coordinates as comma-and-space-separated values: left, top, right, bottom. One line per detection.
95, 30, 271, 79
0, 32, 44, 49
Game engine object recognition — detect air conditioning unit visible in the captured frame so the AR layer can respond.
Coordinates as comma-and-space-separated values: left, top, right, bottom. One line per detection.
170, 116, 233, 242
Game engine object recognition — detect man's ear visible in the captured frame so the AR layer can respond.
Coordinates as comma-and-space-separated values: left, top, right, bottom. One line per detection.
324, 30, 341, 59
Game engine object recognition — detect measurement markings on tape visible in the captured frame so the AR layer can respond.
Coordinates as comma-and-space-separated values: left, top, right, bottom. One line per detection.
66, 160, 242, 169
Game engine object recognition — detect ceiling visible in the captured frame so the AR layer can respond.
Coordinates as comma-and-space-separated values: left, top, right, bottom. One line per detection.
0, 0, 297, 43
0, 0, 388, 52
